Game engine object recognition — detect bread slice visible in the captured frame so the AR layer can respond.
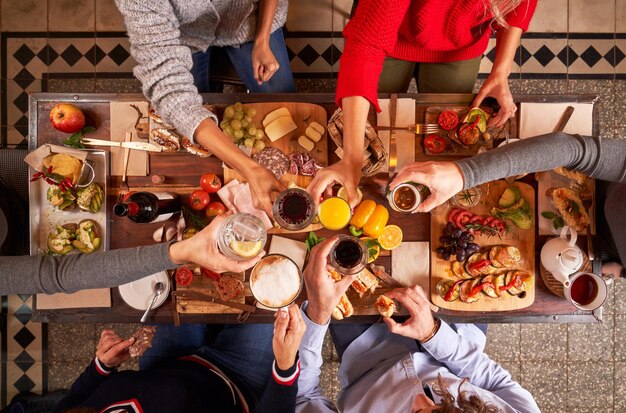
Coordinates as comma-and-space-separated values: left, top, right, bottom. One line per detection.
546, 187, 590, 232
554, 167, 587, 187
351, 268, 379, 297
375, 295, 396, 318
332, 294, 354, 320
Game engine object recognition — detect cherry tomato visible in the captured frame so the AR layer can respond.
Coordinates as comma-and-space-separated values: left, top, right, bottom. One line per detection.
200, 173, 222, 194
200, 267, 221, 281
175, 267, 193, 286
205, 201, 226, 217
189, 189, 210, 211
121, 191, 137, 202
424, 135, 447, 154
438, 110, 459, 131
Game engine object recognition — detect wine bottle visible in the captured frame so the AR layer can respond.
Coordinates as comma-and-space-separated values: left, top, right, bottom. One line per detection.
113, 192, 180, 223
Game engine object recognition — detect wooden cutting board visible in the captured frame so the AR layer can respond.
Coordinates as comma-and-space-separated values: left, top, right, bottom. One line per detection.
223, 102, 328, 189
175, 271, 247, 314
429, 180, 536, 311
223, 102, 328, 234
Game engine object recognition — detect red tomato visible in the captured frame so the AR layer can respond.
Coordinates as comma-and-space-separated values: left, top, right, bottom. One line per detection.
424, 135, 447, 154
447, 208, 463, 223
175, 267, 193, 286
438, 110, 459, 131
454, 211, 473, 228
205, 201, 226, 217
200, 173, 222, 194
189, 189, 210, 211
200, 267, 221, 281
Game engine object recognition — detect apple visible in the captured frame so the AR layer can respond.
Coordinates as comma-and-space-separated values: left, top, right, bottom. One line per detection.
50, 103, 86, 133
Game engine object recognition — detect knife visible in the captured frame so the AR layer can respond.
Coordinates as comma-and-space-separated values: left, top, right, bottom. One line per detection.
553, 106, 575, 133
388, 94, 398, 178
82, 137, 162, 152
369, 264, 440, 313
172, 290, 257, 313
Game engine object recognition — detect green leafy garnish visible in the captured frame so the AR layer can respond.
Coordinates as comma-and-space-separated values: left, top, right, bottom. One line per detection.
553, 216, 565, 230
63, 126, 96, 149
541, 211, 556, 219
182, 205, 210, 230
305, 231, 325, 252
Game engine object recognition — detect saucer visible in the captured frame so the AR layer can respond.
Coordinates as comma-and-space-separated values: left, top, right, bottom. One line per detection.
118, 271, 170, 310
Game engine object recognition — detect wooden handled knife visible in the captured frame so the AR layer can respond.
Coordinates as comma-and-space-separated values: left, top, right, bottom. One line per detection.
172, 291, 257, 313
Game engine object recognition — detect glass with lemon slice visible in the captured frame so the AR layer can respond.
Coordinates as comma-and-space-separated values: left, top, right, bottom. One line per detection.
217, 213, 267, 261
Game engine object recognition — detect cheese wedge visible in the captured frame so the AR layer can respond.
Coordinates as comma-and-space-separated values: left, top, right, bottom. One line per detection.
265, 115, 298, 142
309, 121, 325, 135
263, 107, 292, 128
305, 126, 322, 142
298, 135, 315, 151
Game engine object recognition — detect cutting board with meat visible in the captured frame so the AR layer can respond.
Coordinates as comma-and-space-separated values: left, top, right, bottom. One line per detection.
535, 168, 595, 236
429, 180, 536, 311
175, 269, 247, 314
423, 106, 514, 156
223, 102, 328, 189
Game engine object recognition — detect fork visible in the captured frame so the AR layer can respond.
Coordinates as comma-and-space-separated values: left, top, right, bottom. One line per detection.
377, 123, 442, 135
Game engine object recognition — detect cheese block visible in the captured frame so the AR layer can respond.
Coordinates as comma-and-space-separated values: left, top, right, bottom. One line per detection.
265, 115, 298, 142
305, 126, 322, 142
263, 107, 292, 128
309, 121, 325, 135
298, 135, 315, 151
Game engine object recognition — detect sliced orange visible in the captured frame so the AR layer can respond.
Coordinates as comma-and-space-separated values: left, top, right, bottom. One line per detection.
378, 225, 403, 250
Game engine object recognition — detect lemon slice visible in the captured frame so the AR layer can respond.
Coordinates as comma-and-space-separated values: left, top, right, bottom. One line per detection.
378, 225, 403, 250
229, 240, 263, 258
337, 186, 363, 204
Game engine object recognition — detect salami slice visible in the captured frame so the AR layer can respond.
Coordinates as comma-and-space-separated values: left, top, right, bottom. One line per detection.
253, 148, 290, 179
217, 276, 245, 301
128, 325, 157, 358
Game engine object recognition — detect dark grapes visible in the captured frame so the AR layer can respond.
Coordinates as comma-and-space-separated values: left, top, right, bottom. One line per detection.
436, 226, 479, 261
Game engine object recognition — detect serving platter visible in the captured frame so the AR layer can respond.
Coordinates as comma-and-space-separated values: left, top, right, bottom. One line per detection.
429, 180, 536, 311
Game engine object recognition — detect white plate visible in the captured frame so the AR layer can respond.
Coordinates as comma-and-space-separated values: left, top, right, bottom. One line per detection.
118, 271, 170, 310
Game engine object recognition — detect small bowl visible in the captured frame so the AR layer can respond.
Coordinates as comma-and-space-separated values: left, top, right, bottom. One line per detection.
76, 160, 95, 188
249, 254, 303, 309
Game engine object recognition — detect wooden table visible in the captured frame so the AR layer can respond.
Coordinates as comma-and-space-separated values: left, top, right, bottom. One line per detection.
29, 92, 603, 324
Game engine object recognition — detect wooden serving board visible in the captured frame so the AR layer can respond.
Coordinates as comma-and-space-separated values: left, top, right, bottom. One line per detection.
430, 180, 536, 311
535, 171, 595, 236
175, 271, 247, 314
223, 101, 328, 189
223, 102, 328, 234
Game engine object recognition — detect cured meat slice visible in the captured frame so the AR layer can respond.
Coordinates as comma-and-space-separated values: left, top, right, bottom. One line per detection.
128, 325, 157, 358
217, 276, 244, 301
253, 148, 290, 179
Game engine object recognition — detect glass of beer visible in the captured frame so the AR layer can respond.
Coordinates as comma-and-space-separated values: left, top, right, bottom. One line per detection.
250, 254, 303, 309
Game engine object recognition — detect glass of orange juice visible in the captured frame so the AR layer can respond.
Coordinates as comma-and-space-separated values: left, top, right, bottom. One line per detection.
318, 197, 352, 230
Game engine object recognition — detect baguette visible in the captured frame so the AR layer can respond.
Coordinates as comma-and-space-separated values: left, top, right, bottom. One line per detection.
554, 167, 587, 187
351, 268, 379, 297
375, 295, 396, 318
546, 187, 590, 232
329, 271, 354, 320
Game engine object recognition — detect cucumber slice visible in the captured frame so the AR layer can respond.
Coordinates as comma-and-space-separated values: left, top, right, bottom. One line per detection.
498, 187, 518, 207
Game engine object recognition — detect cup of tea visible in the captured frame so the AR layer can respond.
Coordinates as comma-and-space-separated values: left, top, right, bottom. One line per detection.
249, 254, 303, 309
329, 235, 368, 275
564, 272, 612, 311
272, 188, 316, 231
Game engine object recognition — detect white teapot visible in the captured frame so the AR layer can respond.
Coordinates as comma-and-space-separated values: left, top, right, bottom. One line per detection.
540, 226, 584, 287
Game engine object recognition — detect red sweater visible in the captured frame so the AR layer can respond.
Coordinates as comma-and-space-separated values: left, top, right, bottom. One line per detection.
336, 0, 537, 111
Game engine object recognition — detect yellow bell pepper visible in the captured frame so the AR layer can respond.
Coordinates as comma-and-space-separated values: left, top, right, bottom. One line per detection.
350, 200, 376, 228
363, 205, 389, 238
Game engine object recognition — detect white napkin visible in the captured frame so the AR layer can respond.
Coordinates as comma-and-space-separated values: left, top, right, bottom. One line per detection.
269, 236, 307, 271
391, 242, 430, 293
377, 98, 416, 172
519, 103, 593, 138
109, 101, 149, 176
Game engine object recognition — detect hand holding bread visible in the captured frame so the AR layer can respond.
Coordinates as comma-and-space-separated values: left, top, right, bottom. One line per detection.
383, 286, 437, 342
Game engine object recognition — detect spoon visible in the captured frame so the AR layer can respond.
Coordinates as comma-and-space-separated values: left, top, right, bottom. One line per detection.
141, 282, 165, 323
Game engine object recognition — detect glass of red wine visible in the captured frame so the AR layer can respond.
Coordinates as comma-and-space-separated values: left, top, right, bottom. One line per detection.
272, 188, 316, 231
330, 235, 368, 275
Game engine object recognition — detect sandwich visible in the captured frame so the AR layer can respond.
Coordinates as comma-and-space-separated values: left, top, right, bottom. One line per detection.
546, 187, 590, 232
351, 268, 379, 297
329, 271, 354, 320
375, 295, 396, 318
554, 167, 587, 187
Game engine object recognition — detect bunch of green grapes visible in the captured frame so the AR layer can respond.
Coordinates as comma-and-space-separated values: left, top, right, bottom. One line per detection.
220, 102, 266, 151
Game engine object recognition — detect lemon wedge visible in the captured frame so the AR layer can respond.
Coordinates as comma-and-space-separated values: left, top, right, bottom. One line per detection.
337, 186, 363, 204
229, 240, 263, 258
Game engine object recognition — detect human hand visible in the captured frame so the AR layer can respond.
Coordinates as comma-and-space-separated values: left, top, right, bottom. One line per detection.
169, 214, 265, 273
307, 159, 362, 209
96, 329, 134, 368
383, 286, 436, 341
303, 237, 358, 324
252, 42, 280, 85
471, 73, 517, 128
246, 164, 286, 218
273, 304, 306, 370
389, 161, 464, 212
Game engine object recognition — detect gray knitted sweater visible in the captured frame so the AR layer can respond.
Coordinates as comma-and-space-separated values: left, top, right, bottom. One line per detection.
116, 0, 288, 139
